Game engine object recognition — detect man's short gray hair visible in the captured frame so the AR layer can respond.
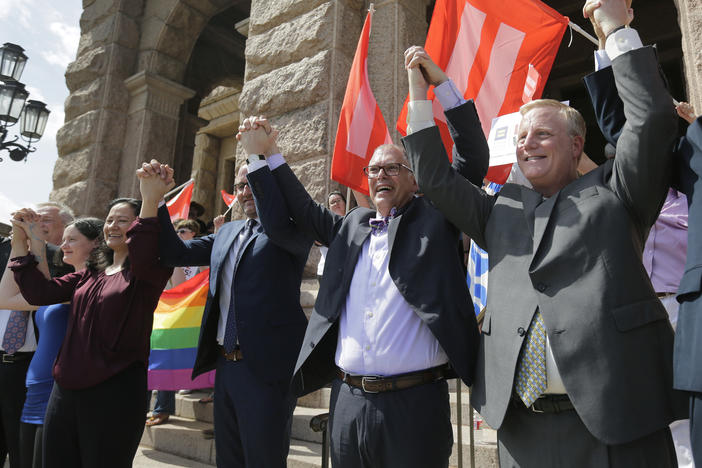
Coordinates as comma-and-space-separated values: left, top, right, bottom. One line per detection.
36, 202, 75, 226
519, 99, 587, 140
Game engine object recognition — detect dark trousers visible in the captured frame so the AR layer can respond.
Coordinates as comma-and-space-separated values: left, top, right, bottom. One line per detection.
0, 358, 31, 468
329, 378, 452, 468
213, 356, 296, 468
19, 423, 41, 468
43, 364, 147, 468
498, 401, 678, 467
691, 392, 702, 466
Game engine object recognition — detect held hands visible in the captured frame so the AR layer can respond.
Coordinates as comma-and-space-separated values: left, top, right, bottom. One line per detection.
11, 208, 46, 244
136, 159, 175, 204
404, 46, 448, 101
676, 102, 697, 124
236, 116, 280, 157
583, 0, 634, 39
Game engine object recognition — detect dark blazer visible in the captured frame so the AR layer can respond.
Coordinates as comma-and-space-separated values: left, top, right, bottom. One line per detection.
157, 197, 310, 385
585, 62, 702, 393
404, 46, 688, 445
248, 100, 488, 396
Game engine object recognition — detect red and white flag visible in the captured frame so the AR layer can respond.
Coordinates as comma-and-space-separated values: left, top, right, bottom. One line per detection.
221, 190, 237, 208
396, 0, 568, 184
166, 179, 194, 222
331, 5, 392, 195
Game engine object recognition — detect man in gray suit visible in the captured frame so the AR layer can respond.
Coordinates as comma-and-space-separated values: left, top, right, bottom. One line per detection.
402, 0, 687, 465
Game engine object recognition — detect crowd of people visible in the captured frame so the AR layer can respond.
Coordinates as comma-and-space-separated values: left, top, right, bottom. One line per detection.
0, 0, 701, 467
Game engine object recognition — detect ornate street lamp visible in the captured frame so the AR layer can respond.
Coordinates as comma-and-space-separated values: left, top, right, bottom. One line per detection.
0, 43, 50, 162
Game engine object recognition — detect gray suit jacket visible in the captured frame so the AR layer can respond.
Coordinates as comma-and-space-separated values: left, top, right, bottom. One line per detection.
403, 46, 687, 445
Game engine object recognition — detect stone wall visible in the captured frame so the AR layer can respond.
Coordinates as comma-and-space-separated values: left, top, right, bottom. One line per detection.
676, 0, 702, 112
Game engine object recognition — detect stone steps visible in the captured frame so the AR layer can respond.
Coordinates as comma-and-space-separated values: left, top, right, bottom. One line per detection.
140, 390, 498, 467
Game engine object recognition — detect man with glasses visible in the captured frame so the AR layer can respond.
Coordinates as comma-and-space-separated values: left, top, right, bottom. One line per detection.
238, 107, 487, 467
144, 162, 311, 467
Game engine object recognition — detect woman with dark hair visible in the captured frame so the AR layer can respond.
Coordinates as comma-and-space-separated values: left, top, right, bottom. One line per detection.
0, 216, 104, 468
8, 187, 172, 468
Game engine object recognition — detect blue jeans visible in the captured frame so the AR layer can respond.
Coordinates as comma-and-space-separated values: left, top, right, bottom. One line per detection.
148, 391, 175, 415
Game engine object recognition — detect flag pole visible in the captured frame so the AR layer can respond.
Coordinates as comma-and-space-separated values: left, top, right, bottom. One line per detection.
222, 199, 237, 217
568, 21, 599, 46
164, 178, 195, 200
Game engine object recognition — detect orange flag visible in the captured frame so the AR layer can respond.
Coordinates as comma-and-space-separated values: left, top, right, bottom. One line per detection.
221, 190, 236, 208
396, 0, 568, 184
166, 180, 194, 222
331, 5, 392, 195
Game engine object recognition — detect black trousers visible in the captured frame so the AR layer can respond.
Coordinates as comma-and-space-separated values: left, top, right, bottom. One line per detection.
213, 356, 296, 468
43, 364, 147, 468
329, 378, 452, 468
19, 423, 41, 468
498, 401, 677, 467
0, 357, 31, 468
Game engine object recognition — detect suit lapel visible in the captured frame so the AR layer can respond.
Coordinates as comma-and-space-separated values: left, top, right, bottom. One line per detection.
531, 191, 559, 262
521, 186, 541, 239
211, 221, 245, 295
234, 222, 260, 271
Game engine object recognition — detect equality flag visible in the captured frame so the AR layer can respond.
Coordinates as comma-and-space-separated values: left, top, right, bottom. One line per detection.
396, 0, 568, 184
166, 179, 194, 222
221, 190, 236, 207
148, 269, 215, 390
331, 4, 392, 195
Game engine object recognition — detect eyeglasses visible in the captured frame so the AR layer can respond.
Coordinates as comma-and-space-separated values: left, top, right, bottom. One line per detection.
234, 182, 249, 192
362, 163, 413, 178
177, 229, 193, 235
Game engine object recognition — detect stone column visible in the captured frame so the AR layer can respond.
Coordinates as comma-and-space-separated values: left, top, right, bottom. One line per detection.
119, 71, 196, 197
191, 132, 222, 220
675, 0, 702, 111
51, 0, 145, 216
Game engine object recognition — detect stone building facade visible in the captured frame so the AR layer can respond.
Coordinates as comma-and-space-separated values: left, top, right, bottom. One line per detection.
52, 0, 702, 227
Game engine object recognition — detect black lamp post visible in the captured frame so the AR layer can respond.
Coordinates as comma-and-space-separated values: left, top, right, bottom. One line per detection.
0, 43, 50, 162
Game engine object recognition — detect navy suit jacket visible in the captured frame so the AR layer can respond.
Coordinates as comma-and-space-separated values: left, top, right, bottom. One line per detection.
157, 196, 311, 385
585, 65, 702, 392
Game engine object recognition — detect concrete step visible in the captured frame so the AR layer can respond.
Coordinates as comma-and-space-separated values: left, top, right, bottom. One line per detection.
140, 416, 215, 465
134, 445, 214, 467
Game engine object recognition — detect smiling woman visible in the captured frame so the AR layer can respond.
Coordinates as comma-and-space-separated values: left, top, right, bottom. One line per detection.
8, 188, 172, 467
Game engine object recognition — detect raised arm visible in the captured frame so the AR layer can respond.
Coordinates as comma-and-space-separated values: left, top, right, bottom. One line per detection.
137, 160, 214, 268
0, 218, 39, 310
237, 116, 343, 247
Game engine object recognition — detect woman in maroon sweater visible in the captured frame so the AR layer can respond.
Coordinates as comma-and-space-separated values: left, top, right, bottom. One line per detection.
10, 186, 172, 467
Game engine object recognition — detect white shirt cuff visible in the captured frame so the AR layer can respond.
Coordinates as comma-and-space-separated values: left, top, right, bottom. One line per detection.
594, 49, 611, 71
605, 27, 643, 62
407, 100, 435, 134
434, 79, 465, 110
247, 157, 268, 172
267, 153, 285, 170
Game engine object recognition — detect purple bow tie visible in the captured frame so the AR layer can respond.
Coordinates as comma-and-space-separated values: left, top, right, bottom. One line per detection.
369, 207, 397, 235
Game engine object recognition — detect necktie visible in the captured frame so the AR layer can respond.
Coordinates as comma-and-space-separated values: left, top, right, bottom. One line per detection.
223, 219, 257, 353
514, 309, 547, 407
3, 310, 29, 354
369, 207, 397, 235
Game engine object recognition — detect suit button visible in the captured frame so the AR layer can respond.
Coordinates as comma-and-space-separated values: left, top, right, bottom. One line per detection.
517, 327, 526, 337
536, 283, 547, 292
309, 341, 315, 348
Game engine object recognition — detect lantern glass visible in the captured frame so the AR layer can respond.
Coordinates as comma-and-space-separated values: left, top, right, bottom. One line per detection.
0, 82, 28, 124
0, 43, 27, 82
20, 100, 50, 139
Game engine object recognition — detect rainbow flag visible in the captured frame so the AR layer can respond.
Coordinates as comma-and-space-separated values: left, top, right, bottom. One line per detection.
148, 268, 215, 390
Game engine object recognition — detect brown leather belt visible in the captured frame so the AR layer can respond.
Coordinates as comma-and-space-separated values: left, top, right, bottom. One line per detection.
0, 351, 34, 364
512, 394, 574, 414
219, 346, 244, 361
656, 292, 676, 298
336, 364, 450, 394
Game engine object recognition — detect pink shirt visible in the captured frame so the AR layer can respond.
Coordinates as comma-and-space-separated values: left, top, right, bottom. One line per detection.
642, 189, 688, 293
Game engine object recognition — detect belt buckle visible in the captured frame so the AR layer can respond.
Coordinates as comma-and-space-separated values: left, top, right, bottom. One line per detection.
2, 354, 14, 363
361, 375, 381, 393
229, 350, 240, 362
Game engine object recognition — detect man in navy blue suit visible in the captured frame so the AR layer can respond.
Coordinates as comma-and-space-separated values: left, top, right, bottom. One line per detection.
138, 160, 311, 468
